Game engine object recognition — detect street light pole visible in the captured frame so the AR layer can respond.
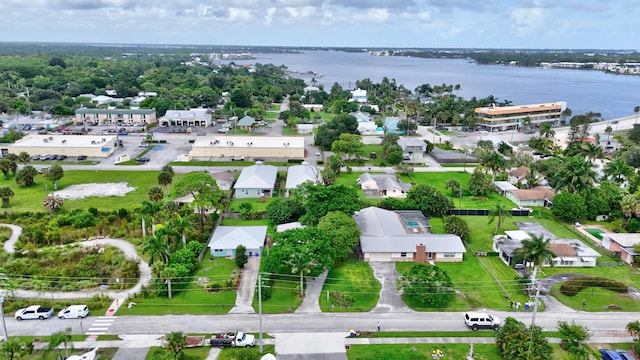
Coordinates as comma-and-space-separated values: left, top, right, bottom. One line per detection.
0, 296, 7, 341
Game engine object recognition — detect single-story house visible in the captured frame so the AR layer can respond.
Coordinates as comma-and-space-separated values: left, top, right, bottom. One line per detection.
302, 104, 324, 112
357, 173, 411, 198
237, 116, 256, 131
493, 230, 600, 267
494, 181, 519, 196
296, 124, 314, 134
601, 233, 640, 264
508, 166, 530, 185
285, 163, 321, 196
397, 137, 427, 163
429, 148, 478, 164
384, 117, 403, 134
354, 207, 465, 262
358, 121, 382, 135
506, 186, 554, 207
276, 222, 305, 233
234, 164, 277, 198
350, 88, 368, 103
211, 171, 235, 191
208, 226, 267, 257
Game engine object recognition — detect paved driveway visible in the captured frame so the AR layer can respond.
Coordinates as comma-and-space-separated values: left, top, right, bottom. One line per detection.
369, 262, 413, 313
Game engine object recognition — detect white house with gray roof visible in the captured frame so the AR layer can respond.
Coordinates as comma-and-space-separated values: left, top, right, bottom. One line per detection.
208, 226, 267, 257
357, 173, 411, 198
285, 163, 320, 196
234, 164, 277, 198
354, 207, 465, 262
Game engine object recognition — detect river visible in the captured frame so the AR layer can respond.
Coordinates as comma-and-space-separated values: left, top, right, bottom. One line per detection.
225, 50, 640, 119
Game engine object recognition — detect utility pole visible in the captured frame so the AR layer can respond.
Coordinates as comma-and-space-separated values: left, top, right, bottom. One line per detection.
258, 273, 263, 353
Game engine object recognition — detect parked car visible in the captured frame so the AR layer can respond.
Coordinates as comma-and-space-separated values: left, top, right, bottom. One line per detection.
218, 127, 230, 133
77, 155, 87, 161
136, 156, 150, 163
56, 155, 67, 160
15, 305, 54, 320
209, 332, 255, 348
22, 124, 32, 131
230, 155, 245, 161
39, 154, 50, 161
615, 349, 637, 360
464, 312, 500, 331
600, 349, 623, 360
31, 155, 40, 161
58, 305, 89, 319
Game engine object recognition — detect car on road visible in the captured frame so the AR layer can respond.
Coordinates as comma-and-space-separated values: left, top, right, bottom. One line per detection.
56, 155, 67, 160
230, 155, 245, 161
136, 156, 150, 163
464, 312, 500, 331
435, 125, 449, 131
600, 349, 623, 360
77, 155, 87, 161
615, 349, 637, 360
218, 127, 230, 133
15, 305, 53, 320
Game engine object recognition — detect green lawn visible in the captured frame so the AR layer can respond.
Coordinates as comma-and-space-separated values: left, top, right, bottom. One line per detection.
228, 198, 275, 213
347, 343, 500, 360
550, 284, 640, 312
0, 170, 184, 212
126, 258, 238, 315
319, 261, 380, 312
252, 274, 303, 314
270, 103, 281, 111
266, 111, 279, 119
218, 345, 276, 360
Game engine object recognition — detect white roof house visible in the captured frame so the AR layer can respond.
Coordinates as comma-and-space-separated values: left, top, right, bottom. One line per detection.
601, 233, 640, 264
357, 173, 411, 198
350, 88, 368, 103
285, 163, 320, 196
276, 222, 306, 233
354, 207, 465, 262
208, 226, 267, 257
234, 164, 278, 198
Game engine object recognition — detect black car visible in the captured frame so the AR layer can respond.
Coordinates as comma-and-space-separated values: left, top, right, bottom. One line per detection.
136, 156, 150, 163
56, 155, 67, 160
77, 155, 87, 161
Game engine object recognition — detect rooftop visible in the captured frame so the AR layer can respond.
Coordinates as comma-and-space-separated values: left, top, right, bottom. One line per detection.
10, 134, 117, 149
475, 102, 566, 116
192, 135, 304, 149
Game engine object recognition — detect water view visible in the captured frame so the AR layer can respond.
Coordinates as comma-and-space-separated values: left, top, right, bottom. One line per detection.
227, 50, 640, 119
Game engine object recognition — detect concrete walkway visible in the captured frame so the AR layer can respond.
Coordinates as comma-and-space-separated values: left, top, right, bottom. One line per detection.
370, 262, 413, 313
295, 270, 328, 313
229, 256, 260, 314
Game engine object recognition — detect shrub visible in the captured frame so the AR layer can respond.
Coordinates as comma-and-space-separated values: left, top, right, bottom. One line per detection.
560, 276, 627, 296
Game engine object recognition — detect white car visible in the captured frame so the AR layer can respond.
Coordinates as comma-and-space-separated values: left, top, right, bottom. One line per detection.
464, 312, 500, 331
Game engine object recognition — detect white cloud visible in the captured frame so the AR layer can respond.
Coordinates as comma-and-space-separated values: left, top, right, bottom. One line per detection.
510, 7, 549, 37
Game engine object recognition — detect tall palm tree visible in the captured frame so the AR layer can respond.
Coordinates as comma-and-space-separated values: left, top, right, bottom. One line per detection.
604, 158, 634, 183
620, 194, 640, 225
0, 186, 14, 208
514, 233, 554, 326
634, 106, 640, 124
285, 251, 318, 297
539, 122, 555, 140
148, 186, 164, 202
551, 157, 597, 195
157, 171, 173, 196
488, 203, 512, 235
140, 200, 162, 237
604, 125, 613, 145
47, 327, 73, 359
481, 151, 507, 181
43, 194, 63, 214
171, 214, 195, 248
142, 233, 170, 265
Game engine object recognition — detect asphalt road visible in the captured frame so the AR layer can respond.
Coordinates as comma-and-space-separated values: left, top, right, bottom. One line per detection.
3, 310, 635, 338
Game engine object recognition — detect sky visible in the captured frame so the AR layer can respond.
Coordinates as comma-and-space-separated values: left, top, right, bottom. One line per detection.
0, 0, 638, 49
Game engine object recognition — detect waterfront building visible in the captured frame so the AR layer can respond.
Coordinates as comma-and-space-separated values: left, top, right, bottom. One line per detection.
474, 102, 567, 132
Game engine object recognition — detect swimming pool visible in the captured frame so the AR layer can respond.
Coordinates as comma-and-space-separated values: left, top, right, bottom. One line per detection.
585, 228, 604, 240
406, 221, 419, 227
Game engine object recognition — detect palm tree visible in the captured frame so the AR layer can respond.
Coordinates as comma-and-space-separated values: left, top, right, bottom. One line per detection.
539, 122, 555, 140
171, 214, 195, 248
620, 194, 640, 225
488, 203, 512, 235
0, 186, 14, 208
580, 142, 606, 163
634, 106, 640, 124
604, 158, 634, 183
47, 327, 73, 359
514, 233, 555, 326
140, 200, 162, 237
43, 194, 63, 214
17, 151, 30, 165
165, 331, 187, 358
15, 165, 38, 186
481, 151, 507, 181
551, 157, 597, 195
285, 251, 318, 297
142, 233, 170, 265
148, 186, 164, 202
161, 266, 178, 299
0, 337, 33, 360
605, 125, 613, 145
157, 171, 173, 196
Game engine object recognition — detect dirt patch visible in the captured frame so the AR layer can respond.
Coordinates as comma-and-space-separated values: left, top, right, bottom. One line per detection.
53, 182, 136, 200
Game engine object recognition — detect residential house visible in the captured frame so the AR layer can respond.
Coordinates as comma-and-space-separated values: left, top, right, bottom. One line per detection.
505, 186, 554, 207
357, 173, 411, 198
430, 148, 479, 164
302, 104, 324, 112
350, 88, 368, 103
296, 124, 314, 134
354, 207, 464, 262
508, 166, 530, 185
493, 230, 600, 267
237, 116, 256, 131
160, 108, 213, 127
234, 164, 277, 198
601, 233, 640, 264
285, 163, 320, 196
397, 137, 427, 164
75, 108, 157, 126
494, 181, 519, 196
276, 222, 305, 233
211, 171, 235, 191
384, 117, 403, 134
207, 226, 267, 257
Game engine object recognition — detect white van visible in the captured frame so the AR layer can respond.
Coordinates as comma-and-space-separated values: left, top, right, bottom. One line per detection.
58, 305, 89, 319
464, 312, 500, 331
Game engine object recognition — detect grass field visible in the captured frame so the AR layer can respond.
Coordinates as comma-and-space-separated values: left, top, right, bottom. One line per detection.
347, 343, 500, 360
319, 261, 380, 312
126, 258, 238, 315
252, 274, 303, 314
0, 170, 185, 212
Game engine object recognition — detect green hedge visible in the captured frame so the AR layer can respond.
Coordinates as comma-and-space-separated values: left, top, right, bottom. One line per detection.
560, 276, 628, 296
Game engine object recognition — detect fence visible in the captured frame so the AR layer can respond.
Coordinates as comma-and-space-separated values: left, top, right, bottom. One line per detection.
446, 209, 532, 216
